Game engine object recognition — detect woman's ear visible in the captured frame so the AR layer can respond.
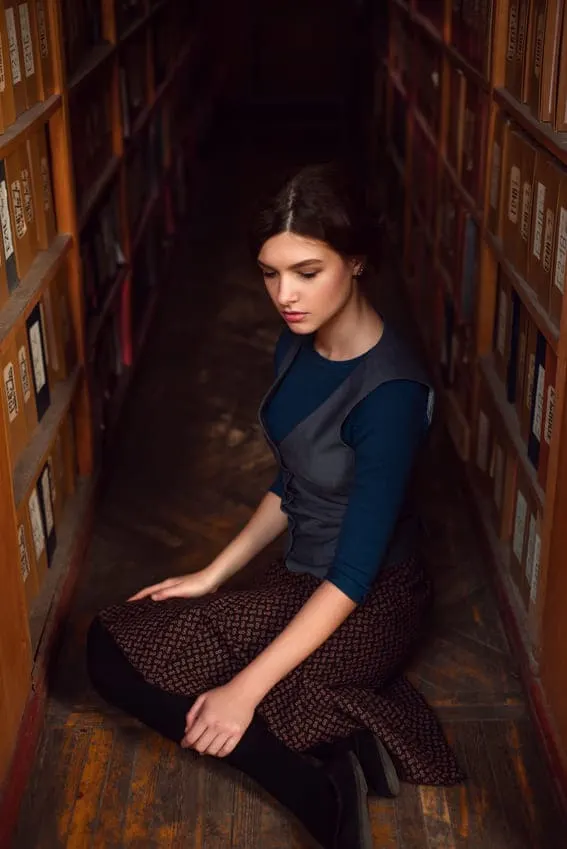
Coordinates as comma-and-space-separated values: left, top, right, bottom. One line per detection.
352, 257, 366, 278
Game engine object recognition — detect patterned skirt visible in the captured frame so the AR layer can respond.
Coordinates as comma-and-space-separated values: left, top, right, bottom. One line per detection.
97, 558, 465, 785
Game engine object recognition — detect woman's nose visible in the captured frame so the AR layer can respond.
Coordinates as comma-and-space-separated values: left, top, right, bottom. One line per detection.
276, 276, 298, 306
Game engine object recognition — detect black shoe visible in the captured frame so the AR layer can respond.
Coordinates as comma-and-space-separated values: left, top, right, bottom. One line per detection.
326, 750, 373, 849
348, 729, 400, 799
308, 730, 400, 800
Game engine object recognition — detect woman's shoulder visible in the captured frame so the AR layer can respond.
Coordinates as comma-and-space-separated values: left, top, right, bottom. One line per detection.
346, 378, 431, 444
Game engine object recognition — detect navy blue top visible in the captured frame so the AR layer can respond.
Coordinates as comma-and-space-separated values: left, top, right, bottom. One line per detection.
264, 329, 429, 603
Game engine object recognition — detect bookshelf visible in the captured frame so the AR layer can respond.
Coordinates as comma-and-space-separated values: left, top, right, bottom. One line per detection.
379, 0, 567, 785
0, 0, 236, 788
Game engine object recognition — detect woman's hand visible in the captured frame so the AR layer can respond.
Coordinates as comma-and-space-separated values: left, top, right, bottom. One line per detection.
127, 569, 220, 602
180, 683, 257, 757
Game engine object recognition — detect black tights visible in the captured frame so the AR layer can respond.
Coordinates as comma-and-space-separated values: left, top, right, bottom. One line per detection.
86, 617, 338, 848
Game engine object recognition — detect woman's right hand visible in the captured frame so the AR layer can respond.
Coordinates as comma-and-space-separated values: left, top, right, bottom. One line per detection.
127, 569, 220, 602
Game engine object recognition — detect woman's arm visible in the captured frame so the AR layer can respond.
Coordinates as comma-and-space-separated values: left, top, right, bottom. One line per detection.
205, 490, 288, 587
233, 580, 355, 700
129, 491, 287, 601
182, 581, 355, 756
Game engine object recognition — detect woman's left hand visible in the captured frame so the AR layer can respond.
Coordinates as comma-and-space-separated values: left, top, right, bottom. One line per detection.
181, 683, 257, 758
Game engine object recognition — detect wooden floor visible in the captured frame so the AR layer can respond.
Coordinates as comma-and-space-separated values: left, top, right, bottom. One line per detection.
13, 122, 567, 847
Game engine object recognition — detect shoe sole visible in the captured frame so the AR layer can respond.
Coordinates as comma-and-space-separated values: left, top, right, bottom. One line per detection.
347, 751, 373, 849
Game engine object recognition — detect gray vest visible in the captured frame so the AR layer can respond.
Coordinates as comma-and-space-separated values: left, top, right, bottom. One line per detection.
259, 324, 435, 580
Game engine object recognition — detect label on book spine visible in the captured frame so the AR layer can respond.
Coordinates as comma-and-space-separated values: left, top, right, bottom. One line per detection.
509, 166, 520, 223
507, 4, 518, 61
21, 167, 33, 224
544, 385, 556, 446
490, 142, 501, 210
554, 207, 567, 293
543, 209, 554, 273
5, 8, 22, 85
29, 319, 47, 392
525, 514, 537, 586
0, 39, 6, 92
534, 13, 544, 79
0, 178, 14, 261
521, 182, 532, 241
18, 4, 34, 79
530, 533, 541, 603
18, 345, 31, 402
526, 353, 536, 414
513, 491, 527, 561
18, 523, 30, 581
11, 179, 27, 239
28, 487, 45, 560
37, 2, 48, 58
3, 360, 18, 422
533, 182, 546, 260
40, 156, 51, 212
532, 364, 546, 440
40, 466, 54, 535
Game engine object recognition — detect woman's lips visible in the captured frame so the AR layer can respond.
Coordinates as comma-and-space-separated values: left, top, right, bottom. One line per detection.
282, 311, 308, 324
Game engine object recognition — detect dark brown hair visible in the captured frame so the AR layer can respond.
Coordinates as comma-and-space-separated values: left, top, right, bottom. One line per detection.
249, 162, 373, 262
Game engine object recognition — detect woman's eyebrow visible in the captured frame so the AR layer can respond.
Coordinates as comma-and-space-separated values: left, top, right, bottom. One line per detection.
258, 259, 322, 270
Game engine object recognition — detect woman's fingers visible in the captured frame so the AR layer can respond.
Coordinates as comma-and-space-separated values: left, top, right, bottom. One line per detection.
201, 733, 227, 758
217, 736, 239, 758
182, 715, 208, 749
186, 694, 206, 730
127, 577, 181, 602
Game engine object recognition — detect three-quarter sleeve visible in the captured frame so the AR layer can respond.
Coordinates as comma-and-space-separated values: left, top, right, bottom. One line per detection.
325, 379, 429, 603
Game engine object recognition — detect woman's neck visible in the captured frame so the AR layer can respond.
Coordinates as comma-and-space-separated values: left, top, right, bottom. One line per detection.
314, 288, 384, 362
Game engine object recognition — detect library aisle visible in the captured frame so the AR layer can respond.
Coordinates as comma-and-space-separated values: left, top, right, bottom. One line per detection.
10, 125, 566, 847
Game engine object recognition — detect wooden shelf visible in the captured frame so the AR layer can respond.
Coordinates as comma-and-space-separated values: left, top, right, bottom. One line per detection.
78, 156, 122, 232
118, 11, 151, 45
389, 68, 408, 99
479, 355, 545, 507
86, 264, 130, 356
494, 88, 567, 167
0, 235, 73, 346
391, 0, 489, 91
13, 366, 82, 508
0, 95, 61, 159
413, 10, 443, 46
466, 469, 536, 665
446, 44, 490, 93
68, 42, 115, 94
28, 477, 94, 658
414, 107, 437, 149
443, 154, 483, 225
485, 231, 560, 353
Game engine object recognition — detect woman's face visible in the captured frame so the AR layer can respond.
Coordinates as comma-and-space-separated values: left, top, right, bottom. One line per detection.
257, 231, 359, 334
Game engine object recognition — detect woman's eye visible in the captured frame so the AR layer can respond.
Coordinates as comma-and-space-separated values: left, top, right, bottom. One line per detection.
299, 271, 318, 280
262, 270, 277, 279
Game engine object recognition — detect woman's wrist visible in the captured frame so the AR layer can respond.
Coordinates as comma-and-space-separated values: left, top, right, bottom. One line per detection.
229, 665, 269, 706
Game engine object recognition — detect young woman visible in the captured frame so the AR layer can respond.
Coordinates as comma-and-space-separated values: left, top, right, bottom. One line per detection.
87, 164, 464, 849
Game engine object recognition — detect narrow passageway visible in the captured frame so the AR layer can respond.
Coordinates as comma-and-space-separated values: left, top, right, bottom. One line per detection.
14, 119, 564, 847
